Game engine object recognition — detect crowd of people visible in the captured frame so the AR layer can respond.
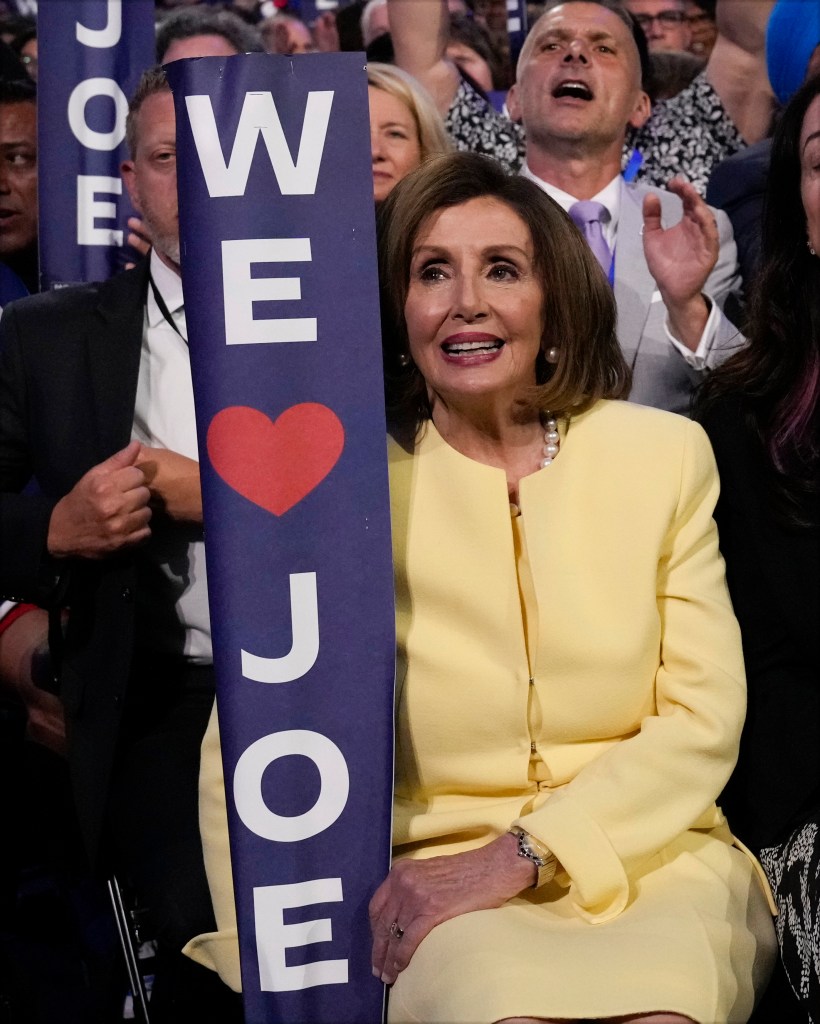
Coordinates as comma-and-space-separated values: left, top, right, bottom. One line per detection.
0, 0, 818, 1022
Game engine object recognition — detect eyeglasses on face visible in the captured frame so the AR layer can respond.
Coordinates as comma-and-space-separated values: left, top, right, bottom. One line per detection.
633, 10, 686, 28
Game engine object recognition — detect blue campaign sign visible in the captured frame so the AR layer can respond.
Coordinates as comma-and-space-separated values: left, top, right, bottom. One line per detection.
38, 0, 154, 289
506, 0, 529, 65
166, 53, 395, 1024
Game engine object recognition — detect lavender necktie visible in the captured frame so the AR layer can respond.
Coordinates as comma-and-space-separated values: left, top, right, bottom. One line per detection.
568, 200, 613, 278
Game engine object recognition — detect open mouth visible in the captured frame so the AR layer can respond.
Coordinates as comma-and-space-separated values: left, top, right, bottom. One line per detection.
552, 80, 594, 101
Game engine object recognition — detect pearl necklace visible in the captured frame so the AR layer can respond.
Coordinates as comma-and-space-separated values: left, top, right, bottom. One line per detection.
539, 413, 560, 469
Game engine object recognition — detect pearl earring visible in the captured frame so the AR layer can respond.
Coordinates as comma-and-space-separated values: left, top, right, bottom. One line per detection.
398, 352, 411, 367
546, 347, 559, 364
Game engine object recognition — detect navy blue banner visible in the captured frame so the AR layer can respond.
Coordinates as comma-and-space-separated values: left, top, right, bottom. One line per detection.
167, 53, 394, 1024
38, 0, 154, 289
506, 0, 529, 65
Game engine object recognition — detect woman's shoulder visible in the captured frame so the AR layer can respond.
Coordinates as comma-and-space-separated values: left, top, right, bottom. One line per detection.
574, 399, 708, 452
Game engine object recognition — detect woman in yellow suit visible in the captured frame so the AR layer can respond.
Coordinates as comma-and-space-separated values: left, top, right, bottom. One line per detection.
187, 153, 776, 1022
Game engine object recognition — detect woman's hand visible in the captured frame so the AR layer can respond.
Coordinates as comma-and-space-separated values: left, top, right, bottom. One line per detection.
369, 832, 534, 985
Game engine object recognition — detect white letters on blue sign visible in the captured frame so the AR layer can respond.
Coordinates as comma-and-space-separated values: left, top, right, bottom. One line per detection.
241, 572, 319, 681
77, 176, 123, 246
254, 879, 348, 991
233, 730, 350, 841
67, 78, 128, 151
222, 239, 317, 345
186, 91, 334, 197
76, 0, 122, 48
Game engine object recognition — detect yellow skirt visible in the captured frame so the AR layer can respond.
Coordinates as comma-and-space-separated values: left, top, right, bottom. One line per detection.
388, 829, 776, 1024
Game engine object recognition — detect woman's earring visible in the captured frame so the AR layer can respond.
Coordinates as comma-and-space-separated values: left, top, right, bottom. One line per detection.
809, 240, 818, 257
546, 347, 559, 364
398, 352, 411, 367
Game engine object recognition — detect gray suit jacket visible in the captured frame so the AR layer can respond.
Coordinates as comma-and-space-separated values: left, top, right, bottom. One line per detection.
614, 179, 744, 415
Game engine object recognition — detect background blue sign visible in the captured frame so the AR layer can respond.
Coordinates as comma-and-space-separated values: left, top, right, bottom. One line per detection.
167, 52, 395, 1024
506, 0, 529, 65
38, 0, 154, 289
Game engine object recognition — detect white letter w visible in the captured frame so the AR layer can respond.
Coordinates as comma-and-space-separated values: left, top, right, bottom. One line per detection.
186, 90, 334, 198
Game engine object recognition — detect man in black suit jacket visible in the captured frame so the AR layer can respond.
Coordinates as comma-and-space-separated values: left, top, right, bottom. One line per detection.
0, 68, 240, 1022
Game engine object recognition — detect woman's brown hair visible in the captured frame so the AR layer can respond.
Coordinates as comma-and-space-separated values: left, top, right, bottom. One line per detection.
377, 152, 630, 433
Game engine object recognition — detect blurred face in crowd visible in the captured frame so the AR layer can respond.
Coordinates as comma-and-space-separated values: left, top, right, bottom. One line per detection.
19, 37, 37, 81
121, 90, 180, 270
625, 0, 691, 53
800, 94, 820, 256
161, 33, 239, 63
261, 16, 315, 55
0, 101, 37, 259
404, 197, 544, 411
362, 2, 390, 47
508, 3, 650, 152
446, 41, 494, 93
369, 86, 422, 204
683, 0, 716, 57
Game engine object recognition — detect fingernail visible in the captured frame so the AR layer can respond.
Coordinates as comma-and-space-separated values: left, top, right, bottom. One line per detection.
380, 973, 391, 985
372, 967, 380, 978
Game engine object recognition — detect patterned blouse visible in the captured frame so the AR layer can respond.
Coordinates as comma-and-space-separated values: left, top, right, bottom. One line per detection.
628, 72, 745, 195
445, 72, 744, 195
444, 78, 525, 173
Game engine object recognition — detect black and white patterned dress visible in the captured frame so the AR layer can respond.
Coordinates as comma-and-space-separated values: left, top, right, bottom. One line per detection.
629, 71, 745, 195
444, 71, 744, 196
760, 814, 820, 1021
444, 78, 525, 173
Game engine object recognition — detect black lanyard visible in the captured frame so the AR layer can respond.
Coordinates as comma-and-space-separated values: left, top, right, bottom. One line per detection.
149, 274, 185, 341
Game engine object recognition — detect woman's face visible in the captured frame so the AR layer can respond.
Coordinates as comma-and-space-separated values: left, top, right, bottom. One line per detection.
404, 196, 544, 412
369, 86, 423, 204
801, 94, 820, 255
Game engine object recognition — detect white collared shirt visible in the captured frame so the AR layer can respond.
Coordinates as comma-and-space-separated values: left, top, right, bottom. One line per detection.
521, 165, 718, 369
131, 250, 212, 662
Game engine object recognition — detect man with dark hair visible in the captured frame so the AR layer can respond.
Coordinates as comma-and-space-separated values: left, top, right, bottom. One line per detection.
0, 66, 241, 1022
0, 77, 36, 302
156, 4, 264, 63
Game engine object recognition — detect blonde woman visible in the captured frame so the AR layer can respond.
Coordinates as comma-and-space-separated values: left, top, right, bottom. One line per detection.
367, 62, 451, 204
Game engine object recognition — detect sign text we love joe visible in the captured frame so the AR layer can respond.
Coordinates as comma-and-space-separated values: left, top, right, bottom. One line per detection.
167, 54, 395, 1024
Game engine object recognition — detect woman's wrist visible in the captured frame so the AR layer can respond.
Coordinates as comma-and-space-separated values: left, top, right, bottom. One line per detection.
507, 825, 558, 888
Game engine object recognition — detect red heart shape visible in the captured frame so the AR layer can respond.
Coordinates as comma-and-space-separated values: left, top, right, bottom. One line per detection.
206, 404, 345, 516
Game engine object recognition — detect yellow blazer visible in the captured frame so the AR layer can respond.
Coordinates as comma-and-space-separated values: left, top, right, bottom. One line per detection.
187, 399, 775, 1018
390, 399, 757, 919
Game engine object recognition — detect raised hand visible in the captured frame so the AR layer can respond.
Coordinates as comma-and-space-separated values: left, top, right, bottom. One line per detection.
642, 179, 718, 351
47, 440, 152, 559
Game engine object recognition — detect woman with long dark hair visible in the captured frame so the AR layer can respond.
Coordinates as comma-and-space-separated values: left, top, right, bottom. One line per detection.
698, 73, 820, 1016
